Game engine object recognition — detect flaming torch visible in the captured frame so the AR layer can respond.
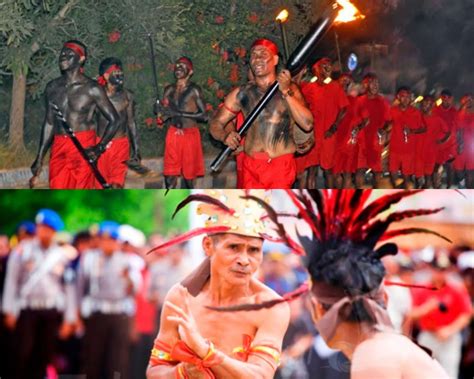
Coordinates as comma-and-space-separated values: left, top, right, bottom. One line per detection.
276, 9, 290, 62
334, 0, 365, 24
210, 0, 365, 172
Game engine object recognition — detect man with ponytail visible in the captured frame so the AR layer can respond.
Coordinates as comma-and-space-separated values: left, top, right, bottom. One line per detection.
211, 190, 450, 378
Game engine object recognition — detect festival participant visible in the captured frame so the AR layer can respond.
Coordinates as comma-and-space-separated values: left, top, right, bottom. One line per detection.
146, 190, 290, 378
2, 209, 78, 379
454, 94, 474, 188
216, 190, 450, 379
332, 73, 362, 188
408, 253, 471, 378
295, 58, 348, 188
210, 39, 314, 189
30, 40, 120, 189
155, 57, 208, 189
416, 95, 450, 188
96, 57, 148, 188
389, 87, 426, 188
434, 89, 458, 187
353, 73, 392, 188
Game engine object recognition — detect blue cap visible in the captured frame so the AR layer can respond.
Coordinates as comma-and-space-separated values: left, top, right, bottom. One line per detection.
16, 221, 36, 235
98, 221, 120, 240
35, 209, 64, 231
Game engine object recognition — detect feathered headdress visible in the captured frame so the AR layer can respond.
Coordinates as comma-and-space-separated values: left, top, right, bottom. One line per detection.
207, 189, 450, 312
147, 190, 274, 295
147, 190, 269, 256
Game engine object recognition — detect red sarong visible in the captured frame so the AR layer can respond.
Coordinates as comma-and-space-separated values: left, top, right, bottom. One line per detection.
241, 152, 296, 189
163, 126, 205, 180
97, 136, 130, 187
49, 130, 97, 189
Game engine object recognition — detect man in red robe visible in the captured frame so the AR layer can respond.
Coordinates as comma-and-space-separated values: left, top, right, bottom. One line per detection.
353, 73, 391, 188
388, 87, 426, 188
416, 95, 450, 188
454, 93, 474, 188
296, 58, 348, 188
433, 89, 458, 187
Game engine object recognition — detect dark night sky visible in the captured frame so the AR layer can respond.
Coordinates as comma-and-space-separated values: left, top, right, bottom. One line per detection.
314, 0, 473, 97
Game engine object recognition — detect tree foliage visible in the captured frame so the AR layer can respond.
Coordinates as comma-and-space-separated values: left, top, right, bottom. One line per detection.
0, 189, 190, 237
0, 0, 316, 154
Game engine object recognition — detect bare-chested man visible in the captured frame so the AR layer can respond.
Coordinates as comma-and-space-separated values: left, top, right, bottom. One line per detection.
30, 40, 120, 189
96, 57, 144, 188
146, 190, 290, 379
210, 39, 313, 189
155, 57, 208, 189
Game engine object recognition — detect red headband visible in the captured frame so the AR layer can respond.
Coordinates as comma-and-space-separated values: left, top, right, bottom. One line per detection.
251, 39, 279, 56
176, 57, 193, 71
97, 64, 122, 86
63, 42, 86, 59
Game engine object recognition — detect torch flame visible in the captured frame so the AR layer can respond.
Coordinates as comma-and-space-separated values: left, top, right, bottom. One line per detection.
276, 9, 289, 23
334, 0, 365, 24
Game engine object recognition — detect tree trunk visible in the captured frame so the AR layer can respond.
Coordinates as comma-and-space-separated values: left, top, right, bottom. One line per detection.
8, 71, 26, 150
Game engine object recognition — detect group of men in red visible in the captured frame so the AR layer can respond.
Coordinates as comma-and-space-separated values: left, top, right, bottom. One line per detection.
30, 40, 472, 190
293, 57, 473, 189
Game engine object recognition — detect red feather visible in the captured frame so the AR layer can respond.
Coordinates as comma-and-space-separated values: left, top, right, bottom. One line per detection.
285, 190, 321, 238
146, 226, 230, 255
384, 280, 438, 290
350, 190, 423, 240
380, 228, 452, 243
172, 194, 235, 219
206, 282, 309, 312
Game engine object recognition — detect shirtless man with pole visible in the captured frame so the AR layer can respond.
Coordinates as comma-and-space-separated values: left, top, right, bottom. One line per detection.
30, 40, 120, 189
210, 39, 313, 189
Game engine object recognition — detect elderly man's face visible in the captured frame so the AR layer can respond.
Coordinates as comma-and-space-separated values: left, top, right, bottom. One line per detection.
203, 233, 263, 286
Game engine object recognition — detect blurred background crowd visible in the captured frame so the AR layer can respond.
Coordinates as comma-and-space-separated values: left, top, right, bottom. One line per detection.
0, 190, 472, 379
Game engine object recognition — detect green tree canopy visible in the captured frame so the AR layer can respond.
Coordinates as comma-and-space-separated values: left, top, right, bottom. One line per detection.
0, 190, 190, 237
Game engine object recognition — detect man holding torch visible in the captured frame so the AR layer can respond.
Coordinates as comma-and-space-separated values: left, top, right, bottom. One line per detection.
210, 39, 314, 189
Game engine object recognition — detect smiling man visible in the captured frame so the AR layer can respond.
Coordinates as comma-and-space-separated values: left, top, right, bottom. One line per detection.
210, 39, 313, 189
30, 40, 120, 189
155, 56, 208, 189
146, 190, 290, 379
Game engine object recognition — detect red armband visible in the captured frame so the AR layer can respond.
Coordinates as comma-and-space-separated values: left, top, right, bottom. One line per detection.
223, 103, 240, 115
149, 339, 179, 367
170, 340, 223, 379
233, 334, 281, 366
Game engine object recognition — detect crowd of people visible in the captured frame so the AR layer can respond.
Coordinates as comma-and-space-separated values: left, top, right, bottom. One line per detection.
0, 210, 194, 379
0, 193, 472, 379
26, 38, 473, 190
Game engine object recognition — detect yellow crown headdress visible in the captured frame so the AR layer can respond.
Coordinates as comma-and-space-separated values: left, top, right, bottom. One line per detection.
147, 190, 270, 254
